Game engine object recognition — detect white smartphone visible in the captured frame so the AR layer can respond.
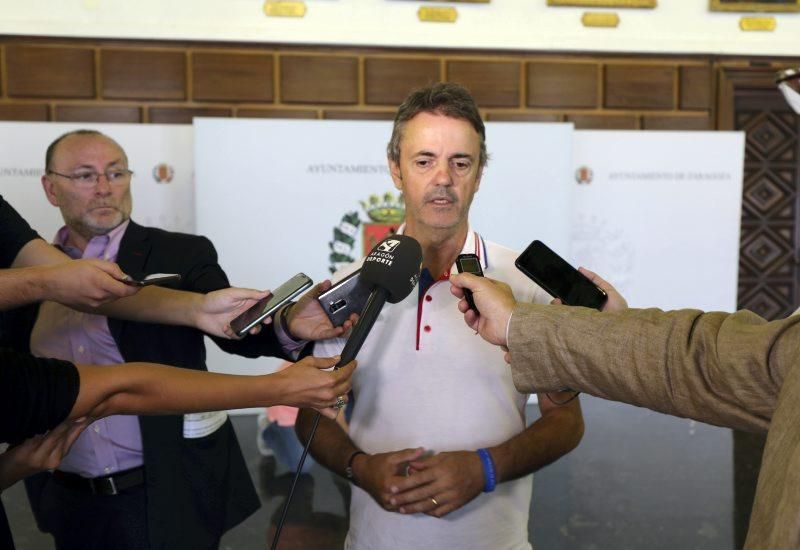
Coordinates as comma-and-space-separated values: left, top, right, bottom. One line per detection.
230, 273, 313, 337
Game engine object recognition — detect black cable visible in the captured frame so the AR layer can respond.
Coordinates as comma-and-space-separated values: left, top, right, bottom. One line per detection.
269, 410, 321, 550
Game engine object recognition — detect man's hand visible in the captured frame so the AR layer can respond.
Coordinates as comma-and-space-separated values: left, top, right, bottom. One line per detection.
578, 267, 628, 312
41, 259, 139, 308
285, 280, 357, 341
274, 356, 357, 419
0, 418, 90, 490
350, 448, 427, 511
388, 450, 484, 517
450, 273, 516, 347
197, 287, 270, 338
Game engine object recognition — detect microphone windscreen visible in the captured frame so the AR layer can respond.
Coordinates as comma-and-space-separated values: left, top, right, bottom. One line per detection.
361, 235, 422, 303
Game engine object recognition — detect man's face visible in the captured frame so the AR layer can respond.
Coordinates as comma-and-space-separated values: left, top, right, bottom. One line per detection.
42, 134, 132, 240
389, 111, 483, 234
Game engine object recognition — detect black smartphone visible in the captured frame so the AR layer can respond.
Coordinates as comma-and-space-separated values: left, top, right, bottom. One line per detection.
123, 273, 182, 287
515, 240, 607, 310
317, 269, 371, 326
230, 273, 313, 337
455, 253, 484, 314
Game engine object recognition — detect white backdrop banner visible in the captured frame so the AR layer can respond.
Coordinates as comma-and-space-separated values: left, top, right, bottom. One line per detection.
195, 118, 574, 375
0, 122, 194, 240
570, 131, 744, 312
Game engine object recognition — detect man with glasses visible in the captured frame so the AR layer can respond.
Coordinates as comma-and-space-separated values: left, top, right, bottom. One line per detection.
1, 129, 344, 550
449, 67, 800, 550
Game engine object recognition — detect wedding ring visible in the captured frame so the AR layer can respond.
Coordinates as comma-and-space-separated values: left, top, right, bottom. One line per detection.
430, 497, 439, 506
334, 396, 346, 410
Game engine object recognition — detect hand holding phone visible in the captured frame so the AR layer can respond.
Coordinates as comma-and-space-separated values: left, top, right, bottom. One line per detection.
317, 270, 371, 326
455, 253, 484, 314
515, 240, 607, 310
123, 273, 181, 287
230, 273, 313, 337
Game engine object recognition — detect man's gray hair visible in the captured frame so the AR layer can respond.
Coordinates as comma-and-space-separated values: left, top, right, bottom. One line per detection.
387, 82, 488, 169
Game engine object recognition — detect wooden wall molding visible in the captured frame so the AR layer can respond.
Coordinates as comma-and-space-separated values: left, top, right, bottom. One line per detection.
0, 36, 794, 130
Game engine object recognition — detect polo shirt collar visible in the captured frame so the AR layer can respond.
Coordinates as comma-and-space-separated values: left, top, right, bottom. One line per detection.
395, 222, 489, 277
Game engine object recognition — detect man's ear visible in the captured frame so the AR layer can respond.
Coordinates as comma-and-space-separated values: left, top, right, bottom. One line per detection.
389, 158, 404, 191
475, 166, 484, 193
41, 175, 60, 207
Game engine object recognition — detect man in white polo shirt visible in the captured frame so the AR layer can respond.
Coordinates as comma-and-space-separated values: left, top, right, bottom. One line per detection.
297, 82, 584, 549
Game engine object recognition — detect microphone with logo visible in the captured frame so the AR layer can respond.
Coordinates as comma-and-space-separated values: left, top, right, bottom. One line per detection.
334, 234, 422, 369
270, 234, 421, 550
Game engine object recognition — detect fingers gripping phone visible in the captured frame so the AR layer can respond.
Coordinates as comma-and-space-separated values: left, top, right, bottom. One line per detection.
515, 240, 607, 310
230, 273, 313, 337
455, 253, 484, 314
317, 269, 371, 326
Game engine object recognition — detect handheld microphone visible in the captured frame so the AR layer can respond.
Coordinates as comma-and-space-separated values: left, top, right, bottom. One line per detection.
271, 234, 421, 550
335, 234, 422, 368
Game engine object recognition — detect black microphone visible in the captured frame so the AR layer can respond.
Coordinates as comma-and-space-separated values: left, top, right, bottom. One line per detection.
335, 234, 422, 368
270, 235, 421, 550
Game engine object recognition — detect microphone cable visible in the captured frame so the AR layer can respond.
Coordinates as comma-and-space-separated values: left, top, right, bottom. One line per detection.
269, 408, 324, 550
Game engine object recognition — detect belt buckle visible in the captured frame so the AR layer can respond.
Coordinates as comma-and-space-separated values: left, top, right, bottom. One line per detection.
90, 475, 118, 495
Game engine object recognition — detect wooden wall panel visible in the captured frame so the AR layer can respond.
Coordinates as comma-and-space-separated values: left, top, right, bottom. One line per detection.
193, 52, 274, 102
642, 114, 711, 130
486, 112, 561, 122
527, 62, 598, 108
0, 103, 49, 121
605, 64, 675, 110
365, 58, 440, 106
446, 60, 520, 107
101, 49, 186, 100
323, 110, 395, 120
148, 106, 230, 124
680, 65, 712, 110
6, 45, 95, 98
566, 113, 638, 130
0, 37, 722, 129
236, 108, 317, 119
280, 55, 358, 104
54, 105, 142, 123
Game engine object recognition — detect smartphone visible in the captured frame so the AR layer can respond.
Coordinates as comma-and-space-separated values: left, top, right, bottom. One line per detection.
317, 269, 371, 326
230, 273, 313, 337
455, 253, 484, 314
515, 240, 607, 310
123, 273, 181, 287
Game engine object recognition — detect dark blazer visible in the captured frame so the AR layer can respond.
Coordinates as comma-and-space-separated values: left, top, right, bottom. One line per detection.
0, 220, 284, 550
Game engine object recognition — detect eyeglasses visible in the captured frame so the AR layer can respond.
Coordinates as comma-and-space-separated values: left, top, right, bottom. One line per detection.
47, 168, 134, 188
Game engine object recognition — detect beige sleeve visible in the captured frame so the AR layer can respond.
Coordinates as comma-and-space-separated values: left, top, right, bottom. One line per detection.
508, 304, 800, 433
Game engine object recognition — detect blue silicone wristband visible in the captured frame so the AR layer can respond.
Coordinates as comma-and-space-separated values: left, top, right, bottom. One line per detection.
477, 448, 496, 493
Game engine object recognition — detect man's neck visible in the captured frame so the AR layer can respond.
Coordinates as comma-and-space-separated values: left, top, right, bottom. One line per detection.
403, 220, 469, 280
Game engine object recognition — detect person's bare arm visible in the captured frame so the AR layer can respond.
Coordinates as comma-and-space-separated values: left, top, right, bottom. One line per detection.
2, 239, 137, 310
73, 356, 356, 421
6, 237, 267, 339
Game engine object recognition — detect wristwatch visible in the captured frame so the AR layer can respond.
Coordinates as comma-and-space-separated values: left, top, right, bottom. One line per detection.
345, 450, 366, 485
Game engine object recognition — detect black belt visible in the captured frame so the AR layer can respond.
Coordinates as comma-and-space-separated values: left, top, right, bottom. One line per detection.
52, 467, 145, 496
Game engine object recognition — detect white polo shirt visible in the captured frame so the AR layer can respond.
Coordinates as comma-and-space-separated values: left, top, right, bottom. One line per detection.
315, 228, 550, 550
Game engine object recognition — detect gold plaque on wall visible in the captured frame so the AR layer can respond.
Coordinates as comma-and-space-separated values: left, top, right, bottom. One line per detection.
263, 1, 307, 17
548, 0, 655, 7
582, 11, 620, 26
711, 0, 799, 12
418, 6, 458, 22
739, 16, 777, 29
